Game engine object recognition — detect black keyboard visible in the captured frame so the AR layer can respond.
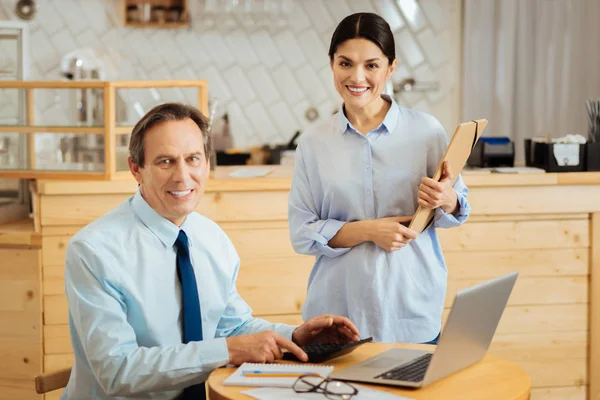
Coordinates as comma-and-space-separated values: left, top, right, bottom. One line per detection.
282, 337, 373, 363
375, 353, 433, 382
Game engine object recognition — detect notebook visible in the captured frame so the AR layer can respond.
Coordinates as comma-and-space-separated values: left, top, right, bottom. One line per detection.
223, 362, 334, 388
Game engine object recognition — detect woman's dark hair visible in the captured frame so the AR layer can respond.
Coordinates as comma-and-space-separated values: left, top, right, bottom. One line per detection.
328, 12, 396, 65
129, 102, 211, 166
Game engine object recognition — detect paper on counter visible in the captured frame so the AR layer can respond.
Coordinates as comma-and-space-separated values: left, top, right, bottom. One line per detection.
242, 385, 414, 400
492, 167, 546, 173
228, 167, 273, 178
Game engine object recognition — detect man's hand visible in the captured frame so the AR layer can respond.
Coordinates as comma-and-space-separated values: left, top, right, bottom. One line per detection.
292, 315, 360, 346
226, 331, 308, 365
367, 216, 418, 251
418, 161, 458, 214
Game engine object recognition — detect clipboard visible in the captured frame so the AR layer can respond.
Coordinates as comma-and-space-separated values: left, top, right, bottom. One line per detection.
408, 119, 488, 233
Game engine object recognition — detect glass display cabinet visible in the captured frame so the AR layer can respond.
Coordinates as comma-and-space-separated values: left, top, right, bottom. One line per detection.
0, 80, 208, 180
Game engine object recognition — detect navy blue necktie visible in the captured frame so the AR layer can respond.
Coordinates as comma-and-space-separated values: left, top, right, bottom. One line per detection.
175, 230, 206, 400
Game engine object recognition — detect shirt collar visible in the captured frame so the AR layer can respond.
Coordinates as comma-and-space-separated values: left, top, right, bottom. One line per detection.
131, 188, 186, 248
338, 94, 399, 135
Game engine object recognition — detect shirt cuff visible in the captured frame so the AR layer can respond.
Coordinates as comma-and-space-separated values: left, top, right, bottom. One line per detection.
313, 219, 352, 258
275, 324, 297, 341
434, 192, 470, 228
195, 338, 230, 370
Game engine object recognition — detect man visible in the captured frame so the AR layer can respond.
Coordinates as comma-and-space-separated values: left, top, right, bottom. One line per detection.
62, 103, 360, 399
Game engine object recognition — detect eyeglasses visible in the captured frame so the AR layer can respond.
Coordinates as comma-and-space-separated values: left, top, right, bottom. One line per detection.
293, 374, 359, 399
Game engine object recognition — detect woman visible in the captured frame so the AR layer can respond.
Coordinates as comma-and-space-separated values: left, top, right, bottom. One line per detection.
288, 12, 470, 344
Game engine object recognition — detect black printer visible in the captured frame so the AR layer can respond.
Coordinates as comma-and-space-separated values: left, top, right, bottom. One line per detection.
466, 137, 515, 168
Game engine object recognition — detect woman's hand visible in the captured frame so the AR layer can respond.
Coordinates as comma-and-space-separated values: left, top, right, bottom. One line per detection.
418, 161, 458, 214
367, 216, 417, 251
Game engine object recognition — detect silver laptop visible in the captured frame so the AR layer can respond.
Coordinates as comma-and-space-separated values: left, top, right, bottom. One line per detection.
329, 272, 518, 388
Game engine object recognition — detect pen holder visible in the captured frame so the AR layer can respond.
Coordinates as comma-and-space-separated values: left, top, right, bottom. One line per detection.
587, 142, 600, 171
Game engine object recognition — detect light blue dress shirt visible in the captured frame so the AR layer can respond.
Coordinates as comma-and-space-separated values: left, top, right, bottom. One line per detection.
62, 190, 295, 400
288, 95, 470, 343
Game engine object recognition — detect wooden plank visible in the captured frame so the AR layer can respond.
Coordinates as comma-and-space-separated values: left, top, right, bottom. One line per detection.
530, 386, 586, 400
0, 80, 105, 88
443, 304, 587, 335
111, 80, 207, 88
44, 354, 73, 373
237, 257, 313, 315
44, 325, 71, 355
0, 248, 42, 399
40, 194, 129, 226
557, 171, 600, 185
0, 126, 104, 134
468, 213, 589, 222
44, 296, 67, 326
490, 331, 587, 388
0, 170, 105, 181
42, 223, 301, 268
40, 191, 289, 226
438, 220, 589, 251
42, 236, 70, 268
223, 224, 298, 261
590, 212, 600, 400
104, 82, 116, 180
27, 88, 35, 170
462, 172, 559, 187
41, 226, 83, 236
445, 249, 589, 279
0, 380, 41, 400
446, 276, 588, 307
467, 185, 600, 214
42, 265, 64, 296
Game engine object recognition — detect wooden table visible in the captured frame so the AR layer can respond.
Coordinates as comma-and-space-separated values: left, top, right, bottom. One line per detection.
207, 343, 531, 400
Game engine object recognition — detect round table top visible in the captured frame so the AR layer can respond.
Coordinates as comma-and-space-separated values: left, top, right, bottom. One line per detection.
207, 342, 531, 400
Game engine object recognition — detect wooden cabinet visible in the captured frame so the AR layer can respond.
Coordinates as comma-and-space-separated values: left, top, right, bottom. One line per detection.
1, 168, 600, 399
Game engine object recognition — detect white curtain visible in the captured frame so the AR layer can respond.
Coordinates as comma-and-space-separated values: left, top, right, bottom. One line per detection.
462, 0, 600, 161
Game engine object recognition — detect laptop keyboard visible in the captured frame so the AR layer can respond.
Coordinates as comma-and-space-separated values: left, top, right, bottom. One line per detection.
374, 353, 433, 382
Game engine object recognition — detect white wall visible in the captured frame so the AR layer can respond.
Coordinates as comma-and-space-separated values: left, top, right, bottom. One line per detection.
0, 0, 462, 148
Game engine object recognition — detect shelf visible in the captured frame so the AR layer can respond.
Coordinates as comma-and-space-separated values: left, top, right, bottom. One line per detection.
124, 21, 189, 28
0, 79, 208, 181
0, 126, 105, 134
122, 0, 189, 29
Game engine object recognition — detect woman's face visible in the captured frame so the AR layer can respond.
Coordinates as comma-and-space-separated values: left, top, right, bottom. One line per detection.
330, 38, 396, 110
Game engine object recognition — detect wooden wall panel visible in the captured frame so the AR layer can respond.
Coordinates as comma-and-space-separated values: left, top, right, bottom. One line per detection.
443, 304, 587, 335
468, 185, 600, 215
530, 386, 586, 400
438, 220, 588, 251
490, 331, 587, 387
445, 277, 588, 308
445, 249, 589, 279
0, 248, 42, 400
40, 191, 289, 226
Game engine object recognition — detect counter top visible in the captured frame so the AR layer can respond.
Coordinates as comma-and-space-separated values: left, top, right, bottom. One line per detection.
34, 166, 600, 195
0, 219, 40, 248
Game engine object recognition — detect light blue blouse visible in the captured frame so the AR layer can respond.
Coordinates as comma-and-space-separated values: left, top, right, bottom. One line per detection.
288, 95, 470, 343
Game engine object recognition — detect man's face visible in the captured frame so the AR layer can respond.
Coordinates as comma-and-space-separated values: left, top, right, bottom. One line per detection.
129, 118, 209, 226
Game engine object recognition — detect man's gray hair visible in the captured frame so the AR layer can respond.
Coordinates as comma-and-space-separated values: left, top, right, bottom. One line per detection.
129, 102, 211, 166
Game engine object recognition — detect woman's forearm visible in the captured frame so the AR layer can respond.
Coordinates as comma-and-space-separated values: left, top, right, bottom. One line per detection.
328, 220, 372, 248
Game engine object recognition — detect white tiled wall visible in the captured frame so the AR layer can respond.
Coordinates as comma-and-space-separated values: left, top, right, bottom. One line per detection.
0, 0, 462, 148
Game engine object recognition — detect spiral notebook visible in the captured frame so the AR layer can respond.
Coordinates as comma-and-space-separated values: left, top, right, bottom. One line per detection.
223, 362, 334, 388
